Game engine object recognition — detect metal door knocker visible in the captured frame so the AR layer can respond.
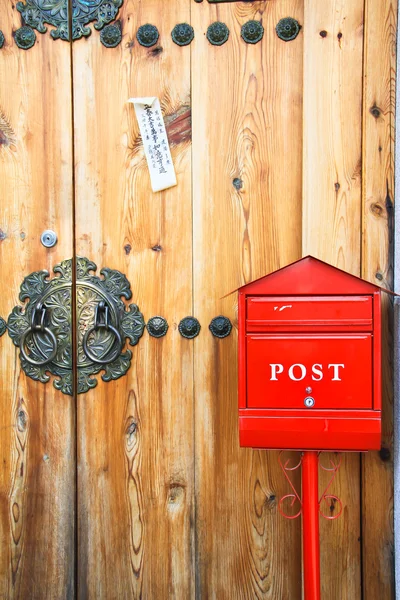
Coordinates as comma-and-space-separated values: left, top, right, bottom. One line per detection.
7, 257, 145, 395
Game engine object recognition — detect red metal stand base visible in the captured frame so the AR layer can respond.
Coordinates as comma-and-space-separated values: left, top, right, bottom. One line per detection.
302, 452, 320, 600
278, 451, 342, 600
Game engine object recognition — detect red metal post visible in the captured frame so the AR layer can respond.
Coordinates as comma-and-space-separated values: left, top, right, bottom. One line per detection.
302, 451, 321, 600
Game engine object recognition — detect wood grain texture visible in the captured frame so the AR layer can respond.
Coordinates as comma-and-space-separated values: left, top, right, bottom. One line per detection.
192, 1, 303, 597
0, 4, 75, 598
72, 1, 194, 597
362, 0, 397, 597
302, 1, 364, 598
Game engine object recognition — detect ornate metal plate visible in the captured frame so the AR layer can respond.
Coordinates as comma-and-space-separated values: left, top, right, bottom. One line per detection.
0, 31, 5, 49
16, 0, 123, 41
0, 317, 6, 337
7, 257, 145, 395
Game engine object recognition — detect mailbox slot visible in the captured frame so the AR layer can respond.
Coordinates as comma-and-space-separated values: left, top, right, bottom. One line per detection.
246, 333, 373, 410
246, 295, 373, 332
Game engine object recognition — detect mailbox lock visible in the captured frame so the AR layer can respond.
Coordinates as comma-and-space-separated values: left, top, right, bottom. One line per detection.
304, 396, 315, 408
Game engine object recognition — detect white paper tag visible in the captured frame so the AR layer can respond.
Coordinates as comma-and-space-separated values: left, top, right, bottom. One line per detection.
127, 97, 177, 192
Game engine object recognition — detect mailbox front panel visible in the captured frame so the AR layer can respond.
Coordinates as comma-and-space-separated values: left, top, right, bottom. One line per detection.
246, 333, 373, 409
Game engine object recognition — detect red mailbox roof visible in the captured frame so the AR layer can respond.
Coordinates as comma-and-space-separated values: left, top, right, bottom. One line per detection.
236, 256, 381, 296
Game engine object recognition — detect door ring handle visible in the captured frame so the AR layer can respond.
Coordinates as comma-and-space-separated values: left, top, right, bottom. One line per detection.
82, 323, 123, 365
19, 326, 58, 366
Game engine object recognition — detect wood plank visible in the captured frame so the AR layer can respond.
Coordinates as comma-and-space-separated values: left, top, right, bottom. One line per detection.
192, 1, 303, 597
362, 0, 397, 597
72, 1, 194, 597
0, 5, 75, 598
302, 1, 365, 598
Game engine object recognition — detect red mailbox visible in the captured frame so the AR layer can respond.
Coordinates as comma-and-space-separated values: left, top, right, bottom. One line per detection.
238, 256, 382, 452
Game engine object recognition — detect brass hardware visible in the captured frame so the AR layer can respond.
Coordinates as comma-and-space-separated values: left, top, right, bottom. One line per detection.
16, 0, 123, 41
7, 257, 145, 395
179, 317, 201, 339
19, 303, 58, 366
147, 316, 168, 338
276, 17, 301, 42
136, 24, 159, 47
41, 230, 58, 248
209, 316, 232, 338
14, 26, 36, 50
241, 21, 264, 45
207, 22, 229, 46
100, 23, 122, 47
0, 31, 4, 48
0, 317, 7, 337
83, 302, 123, 364
172, 23, 194, 46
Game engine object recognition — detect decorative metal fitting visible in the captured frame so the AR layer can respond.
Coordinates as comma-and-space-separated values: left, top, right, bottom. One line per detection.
7, 257, 145, 395
147, 316, 168, 338
41, 230, 58, 248
136, 24, 159, 47
0, 317, 7, 337
172, 23, 194, 46
0, 31, 5, 49
100, 23, 122, 47
16, 0, 123, 41
178, 317, 201, 339
241, 20, 264, 44
206, 22, 229, 46
14, 26, 36, 50
276, 17, 301, 42
209, 316, 232, 338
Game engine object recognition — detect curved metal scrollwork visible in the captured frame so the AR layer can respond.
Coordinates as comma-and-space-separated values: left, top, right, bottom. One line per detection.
16, 0, 123, 41
7, 257, 145, 395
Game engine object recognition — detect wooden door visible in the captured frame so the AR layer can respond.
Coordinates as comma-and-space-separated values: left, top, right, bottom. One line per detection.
0, 0, 396, 598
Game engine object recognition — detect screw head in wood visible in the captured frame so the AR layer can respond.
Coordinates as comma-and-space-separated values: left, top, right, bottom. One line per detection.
241, 20, 264, 45
276, 17, 301, 42
207, 22, 229, 46
179, 317, 201, 339
172, 23, 194, 46
40, 230, 58, 248
209, 316, 232, 338
15, 26, 36, 50
100, 23, 122, 48
147, 316, 169, 338
137, 24, 159, 47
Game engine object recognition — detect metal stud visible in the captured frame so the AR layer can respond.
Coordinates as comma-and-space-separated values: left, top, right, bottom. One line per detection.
0, 31, 5, 49
40, 230, 58, 248
209, 316, 232, 338
0, 317, 6, 337
276, 17, 301, 42
15, 26, 36, 50
100, 23, 122, 47
178, 317, 201, 339
206, 22, 229, 46
172, 23, 194, 46
147, 316, 169, 338
136, 24, 159, 47
241, 20, 264, 45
